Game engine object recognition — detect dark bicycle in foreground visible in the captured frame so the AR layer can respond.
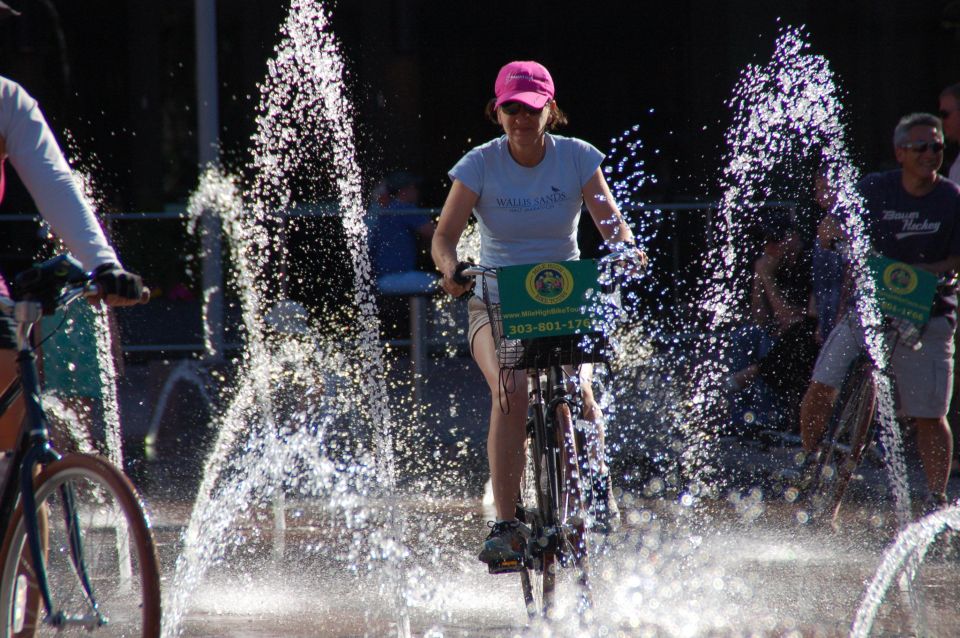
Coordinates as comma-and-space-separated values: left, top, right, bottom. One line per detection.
459, 254, 633, 618
0, 255, 160, 637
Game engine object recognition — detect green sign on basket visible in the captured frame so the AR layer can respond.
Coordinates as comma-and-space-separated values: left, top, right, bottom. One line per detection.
868, 255, 937, 325
497, 260, 603, 339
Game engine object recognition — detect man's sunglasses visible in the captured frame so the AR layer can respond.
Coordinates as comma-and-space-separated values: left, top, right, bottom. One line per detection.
900, 141, 945, 154
499, 101, 547, 116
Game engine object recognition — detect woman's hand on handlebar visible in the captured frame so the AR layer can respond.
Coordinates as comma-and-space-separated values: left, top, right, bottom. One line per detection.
441, 261, 475, 299
630, 247, 649, 271
606, 245, 649, 280
91, 264, 150, 306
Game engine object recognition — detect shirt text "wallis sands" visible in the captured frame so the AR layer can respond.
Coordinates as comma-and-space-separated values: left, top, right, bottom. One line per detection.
496, 189, 569, 211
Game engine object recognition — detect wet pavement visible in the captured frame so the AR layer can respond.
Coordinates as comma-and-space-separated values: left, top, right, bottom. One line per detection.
123, 352, 960, 637
138, 424, 960, 637
141, 490, 960, 637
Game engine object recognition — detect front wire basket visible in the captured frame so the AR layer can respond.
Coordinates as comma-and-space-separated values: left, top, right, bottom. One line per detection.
480, 274, 609, 370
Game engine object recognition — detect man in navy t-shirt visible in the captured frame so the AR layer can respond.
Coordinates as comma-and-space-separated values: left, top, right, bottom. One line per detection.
799, 112, 960, 511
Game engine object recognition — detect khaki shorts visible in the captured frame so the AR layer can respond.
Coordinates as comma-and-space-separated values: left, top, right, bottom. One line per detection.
812, 313, 956, 419
466, 296, 524, 368
467, 296, 491, 357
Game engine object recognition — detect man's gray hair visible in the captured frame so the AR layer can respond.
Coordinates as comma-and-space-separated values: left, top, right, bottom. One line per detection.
893, 112, 943, 147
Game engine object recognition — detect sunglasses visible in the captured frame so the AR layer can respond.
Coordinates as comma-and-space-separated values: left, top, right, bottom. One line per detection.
900, 141, 945, 154
499, 101, 547, 116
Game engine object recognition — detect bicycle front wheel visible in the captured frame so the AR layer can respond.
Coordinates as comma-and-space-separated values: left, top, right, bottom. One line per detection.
0, 454, 161, 637
519, 421, 556, 619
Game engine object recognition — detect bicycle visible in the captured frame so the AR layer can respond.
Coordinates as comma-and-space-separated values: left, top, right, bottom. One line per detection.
806, 315, 915, 525
458, 255, 629, 618
0, 255, 160, 636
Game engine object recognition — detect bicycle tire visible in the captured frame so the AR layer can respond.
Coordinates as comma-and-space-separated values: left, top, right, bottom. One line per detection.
0, 454, 161, 637
519, 416, 556, 619
810, 357, 877, 524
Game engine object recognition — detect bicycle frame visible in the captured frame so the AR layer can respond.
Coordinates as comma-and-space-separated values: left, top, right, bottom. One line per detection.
0, 282, 105, 628
459, 257, 630, 612
813, 319, 906, 523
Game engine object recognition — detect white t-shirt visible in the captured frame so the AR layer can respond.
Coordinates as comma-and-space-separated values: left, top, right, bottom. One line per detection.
0, 76, 118, 270
950, 154, 960, 185
449, 134, 603, 299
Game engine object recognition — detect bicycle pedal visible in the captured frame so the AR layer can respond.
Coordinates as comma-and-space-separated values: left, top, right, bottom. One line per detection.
487, 558, 525, 574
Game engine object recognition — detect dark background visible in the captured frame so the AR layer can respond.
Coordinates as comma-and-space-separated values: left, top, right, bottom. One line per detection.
0, 0, 957, 315
1, 0, 958, 208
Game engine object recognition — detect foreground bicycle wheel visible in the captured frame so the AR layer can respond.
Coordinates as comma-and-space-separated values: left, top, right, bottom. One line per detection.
810, 357, 877, 524
519, 422, 556, 618
519, 382, 591, 619
0, 455, 161, 637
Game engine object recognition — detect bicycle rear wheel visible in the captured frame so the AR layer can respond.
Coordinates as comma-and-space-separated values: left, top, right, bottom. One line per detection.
810, 358, 877, 524
0, 454, 161, 637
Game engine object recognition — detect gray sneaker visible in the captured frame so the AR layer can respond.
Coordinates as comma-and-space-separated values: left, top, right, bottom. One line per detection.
478, 520, 528, 572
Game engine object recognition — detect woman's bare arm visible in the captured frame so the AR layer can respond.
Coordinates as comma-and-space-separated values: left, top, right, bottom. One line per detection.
432, 179, 479, 297
582, 169, 636, 248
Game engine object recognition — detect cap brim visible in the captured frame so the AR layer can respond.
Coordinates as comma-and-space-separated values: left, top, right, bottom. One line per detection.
495, 92, 551, 109
0, 2, 20, 16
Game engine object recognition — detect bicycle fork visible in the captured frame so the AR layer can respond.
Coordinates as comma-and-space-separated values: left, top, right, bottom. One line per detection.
525, 375, 561, 556
544, 368, 586, 560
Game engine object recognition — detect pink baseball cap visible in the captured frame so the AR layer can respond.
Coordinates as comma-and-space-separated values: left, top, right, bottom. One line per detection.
494, 61, 555, 109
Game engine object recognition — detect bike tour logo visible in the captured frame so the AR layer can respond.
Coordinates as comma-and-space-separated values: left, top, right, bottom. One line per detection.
882, 261, 918, 296
525, 262, 573, 305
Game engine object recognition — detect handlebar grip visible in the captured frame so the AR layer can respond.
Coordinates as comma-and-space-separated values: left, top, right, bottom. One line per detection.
452, 261, 475, 286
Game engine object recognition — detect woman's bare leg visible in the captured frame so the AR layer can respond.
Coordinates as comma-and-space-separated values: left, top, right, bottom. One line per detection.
472, 324, 527, 521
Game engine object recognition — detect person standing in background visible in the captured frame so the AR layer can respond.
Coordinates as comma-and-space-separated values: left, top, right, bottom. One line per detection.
940, 83, 960, 183
940, 82, 960, 478
370, 171, 436, 294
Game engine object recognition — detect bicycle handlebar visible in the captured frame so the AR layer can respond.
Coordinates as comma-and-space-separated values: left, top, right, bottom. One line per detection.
455, 250, 644, 284
0, 283, 99, 322
454, 252, 645, 302
458, 264, 496, 281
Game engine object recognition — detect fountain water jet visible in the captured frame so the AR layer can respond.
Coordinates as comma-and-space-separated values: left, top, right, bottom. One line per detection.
34, 167, 127, 468
851, 504, 960, 637
157, 0, 441, 634
683, 27, 913, 529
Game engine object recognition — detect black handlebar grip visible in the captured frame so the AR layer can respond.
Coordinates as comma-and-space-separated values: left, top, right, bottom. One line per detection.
452, 261, 474, 286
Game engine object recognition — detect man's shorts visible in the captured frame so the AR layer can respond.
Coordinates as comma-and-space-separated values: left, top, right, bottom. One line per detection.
812, 313, 955, 419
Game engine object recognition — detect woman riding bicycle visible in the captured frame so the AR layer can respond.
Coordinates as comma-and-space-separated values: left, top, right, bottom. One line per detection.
431, 60, 644, 567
